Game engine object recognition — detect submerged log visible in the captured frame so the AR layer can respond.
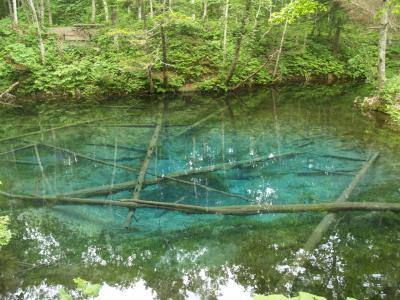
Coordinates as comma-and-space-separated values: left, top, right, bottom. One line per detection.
124, 101, 166, 228
0, 144, 35, 156
87, 143, 147, 153
38, 143, 140, 173
321, 154, 367, 162
0, 116, 122, 144
0, 159, 39, 166
174, 107, 226, 137
304, 152, 379, 251
43, 143, 257, 202
1, 191, 400, 216
60, 151, 300, 197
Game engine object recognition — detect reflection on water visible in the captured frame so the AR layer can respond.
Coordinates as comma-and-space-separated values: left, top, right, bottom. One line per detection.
1, 84, 400, 299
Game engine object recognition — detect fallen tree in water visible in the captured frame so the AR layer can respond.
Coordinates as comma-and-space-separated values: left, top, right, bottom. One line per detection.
59, 151, 301, 197
1, 191, 399, 215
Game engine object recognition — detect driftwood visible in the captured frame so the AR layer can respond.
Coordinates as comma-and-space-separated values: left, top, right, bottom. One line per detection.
124, 101, 166, 228
1, 191, 400, 216
0, 82, 20, 103
60, 151, 300, 197
303, 152, 379, 251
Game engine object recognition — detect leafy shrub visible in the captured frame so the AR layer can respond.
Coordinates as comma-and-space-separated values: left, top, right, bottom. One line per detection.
346, 46, 377, 82
379, 75, 400, 105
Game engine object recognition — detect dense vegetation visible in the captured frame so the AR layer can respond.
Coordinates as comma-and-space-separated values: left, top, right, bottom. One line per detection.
0, 0, 397, 96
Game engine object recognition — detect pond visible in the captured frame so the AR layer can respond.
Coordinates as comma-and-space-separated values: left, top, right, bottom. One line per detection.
0, 84, 400, 300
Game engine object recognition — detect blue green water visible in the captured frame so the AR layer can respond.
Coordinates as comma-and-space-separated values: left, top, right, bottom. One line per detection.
1, 85, 400, 299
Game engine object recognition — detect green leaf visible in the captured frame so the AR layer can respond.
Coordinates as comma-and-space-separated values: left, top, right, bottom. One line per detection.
57, 287, 73, 300
73, 277, 101, 297
297, 292, 327, 300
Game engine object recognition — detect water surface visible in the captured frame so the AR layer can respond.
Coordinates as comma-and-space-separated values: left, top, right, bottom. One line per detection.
0, 85, 400, 299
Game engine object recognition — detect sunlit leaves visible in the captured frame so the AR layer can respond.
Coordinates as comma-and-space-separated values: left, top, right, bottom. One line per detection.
0, 216, 12, 248
270, 0, 327, 24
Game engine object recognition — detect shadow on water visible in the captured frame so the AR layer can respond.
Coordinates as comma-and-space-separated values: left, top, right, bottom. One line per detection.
0, 84, 400, 299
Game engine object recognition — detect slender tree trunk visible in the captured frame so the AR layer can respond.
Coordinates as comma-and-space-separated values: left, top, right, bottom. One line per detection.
46, 0, 52, 26
160, 0, 168, 87
378, 0, 389, 87
91, 0, 96, 23
253, 0, 262, 30
222, 0, 229, 65
112, 6, 119, 47
224, 0, 251, 86
273, 19, 288, 79
39, 0, 44, 25
137, 0, 142, 19
11, 0, 17, 26
102, 0, 109, 22
149, 0, 153, 17
191, 0, 195, 20
332, 23, 341, 55
6, 0, 12, 21
27, 0, 45, 64
143, 1, 154, 93
202, 0, 207, 21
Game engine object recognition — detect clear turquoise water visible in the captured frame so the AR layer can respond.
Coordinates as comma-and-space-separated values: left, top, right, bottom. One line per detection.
1, 84, 400, 299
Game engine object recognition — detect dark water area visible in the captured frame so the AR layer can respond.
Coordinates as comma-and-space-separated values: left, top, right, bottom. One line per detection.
0, 84, 400, 299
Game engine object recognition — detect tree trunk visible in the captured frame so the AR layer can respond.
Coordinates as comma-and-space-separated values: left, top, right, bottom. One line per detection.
378, 0, 389, 87
143, 3, 154, 93
91, 0, 96, 23
102, 0, 109, 22
149, 0, 153, 17
112, 6, 119, 47
46, 0, 52, 26
332, 24, 341, 55
4, 191, 400, 216
11, 0, 17, 26
202, 0, 207, 21
124, 101, 166, 228
224, 0, 252, 86
191, 0, 195, 20
160, 0, 168, 88
273, 19, 288, 79
222, 0, 229, 65
39, 0, 44, 25
27, 0, 45, 64
252, 0, 262, 30
137, 0, 142, 20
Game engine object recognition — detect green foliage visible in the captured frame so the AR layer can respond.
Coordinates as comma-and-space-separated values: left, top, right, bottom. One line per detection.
379, 75, 400, 105
58, 278, 101, 300
270, 0, 327, 24
57, 288, 73, 300
73, 277, 101, 297
0, 0, 397, 96
346, 46, 377, 82
0, 216, 12, 249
